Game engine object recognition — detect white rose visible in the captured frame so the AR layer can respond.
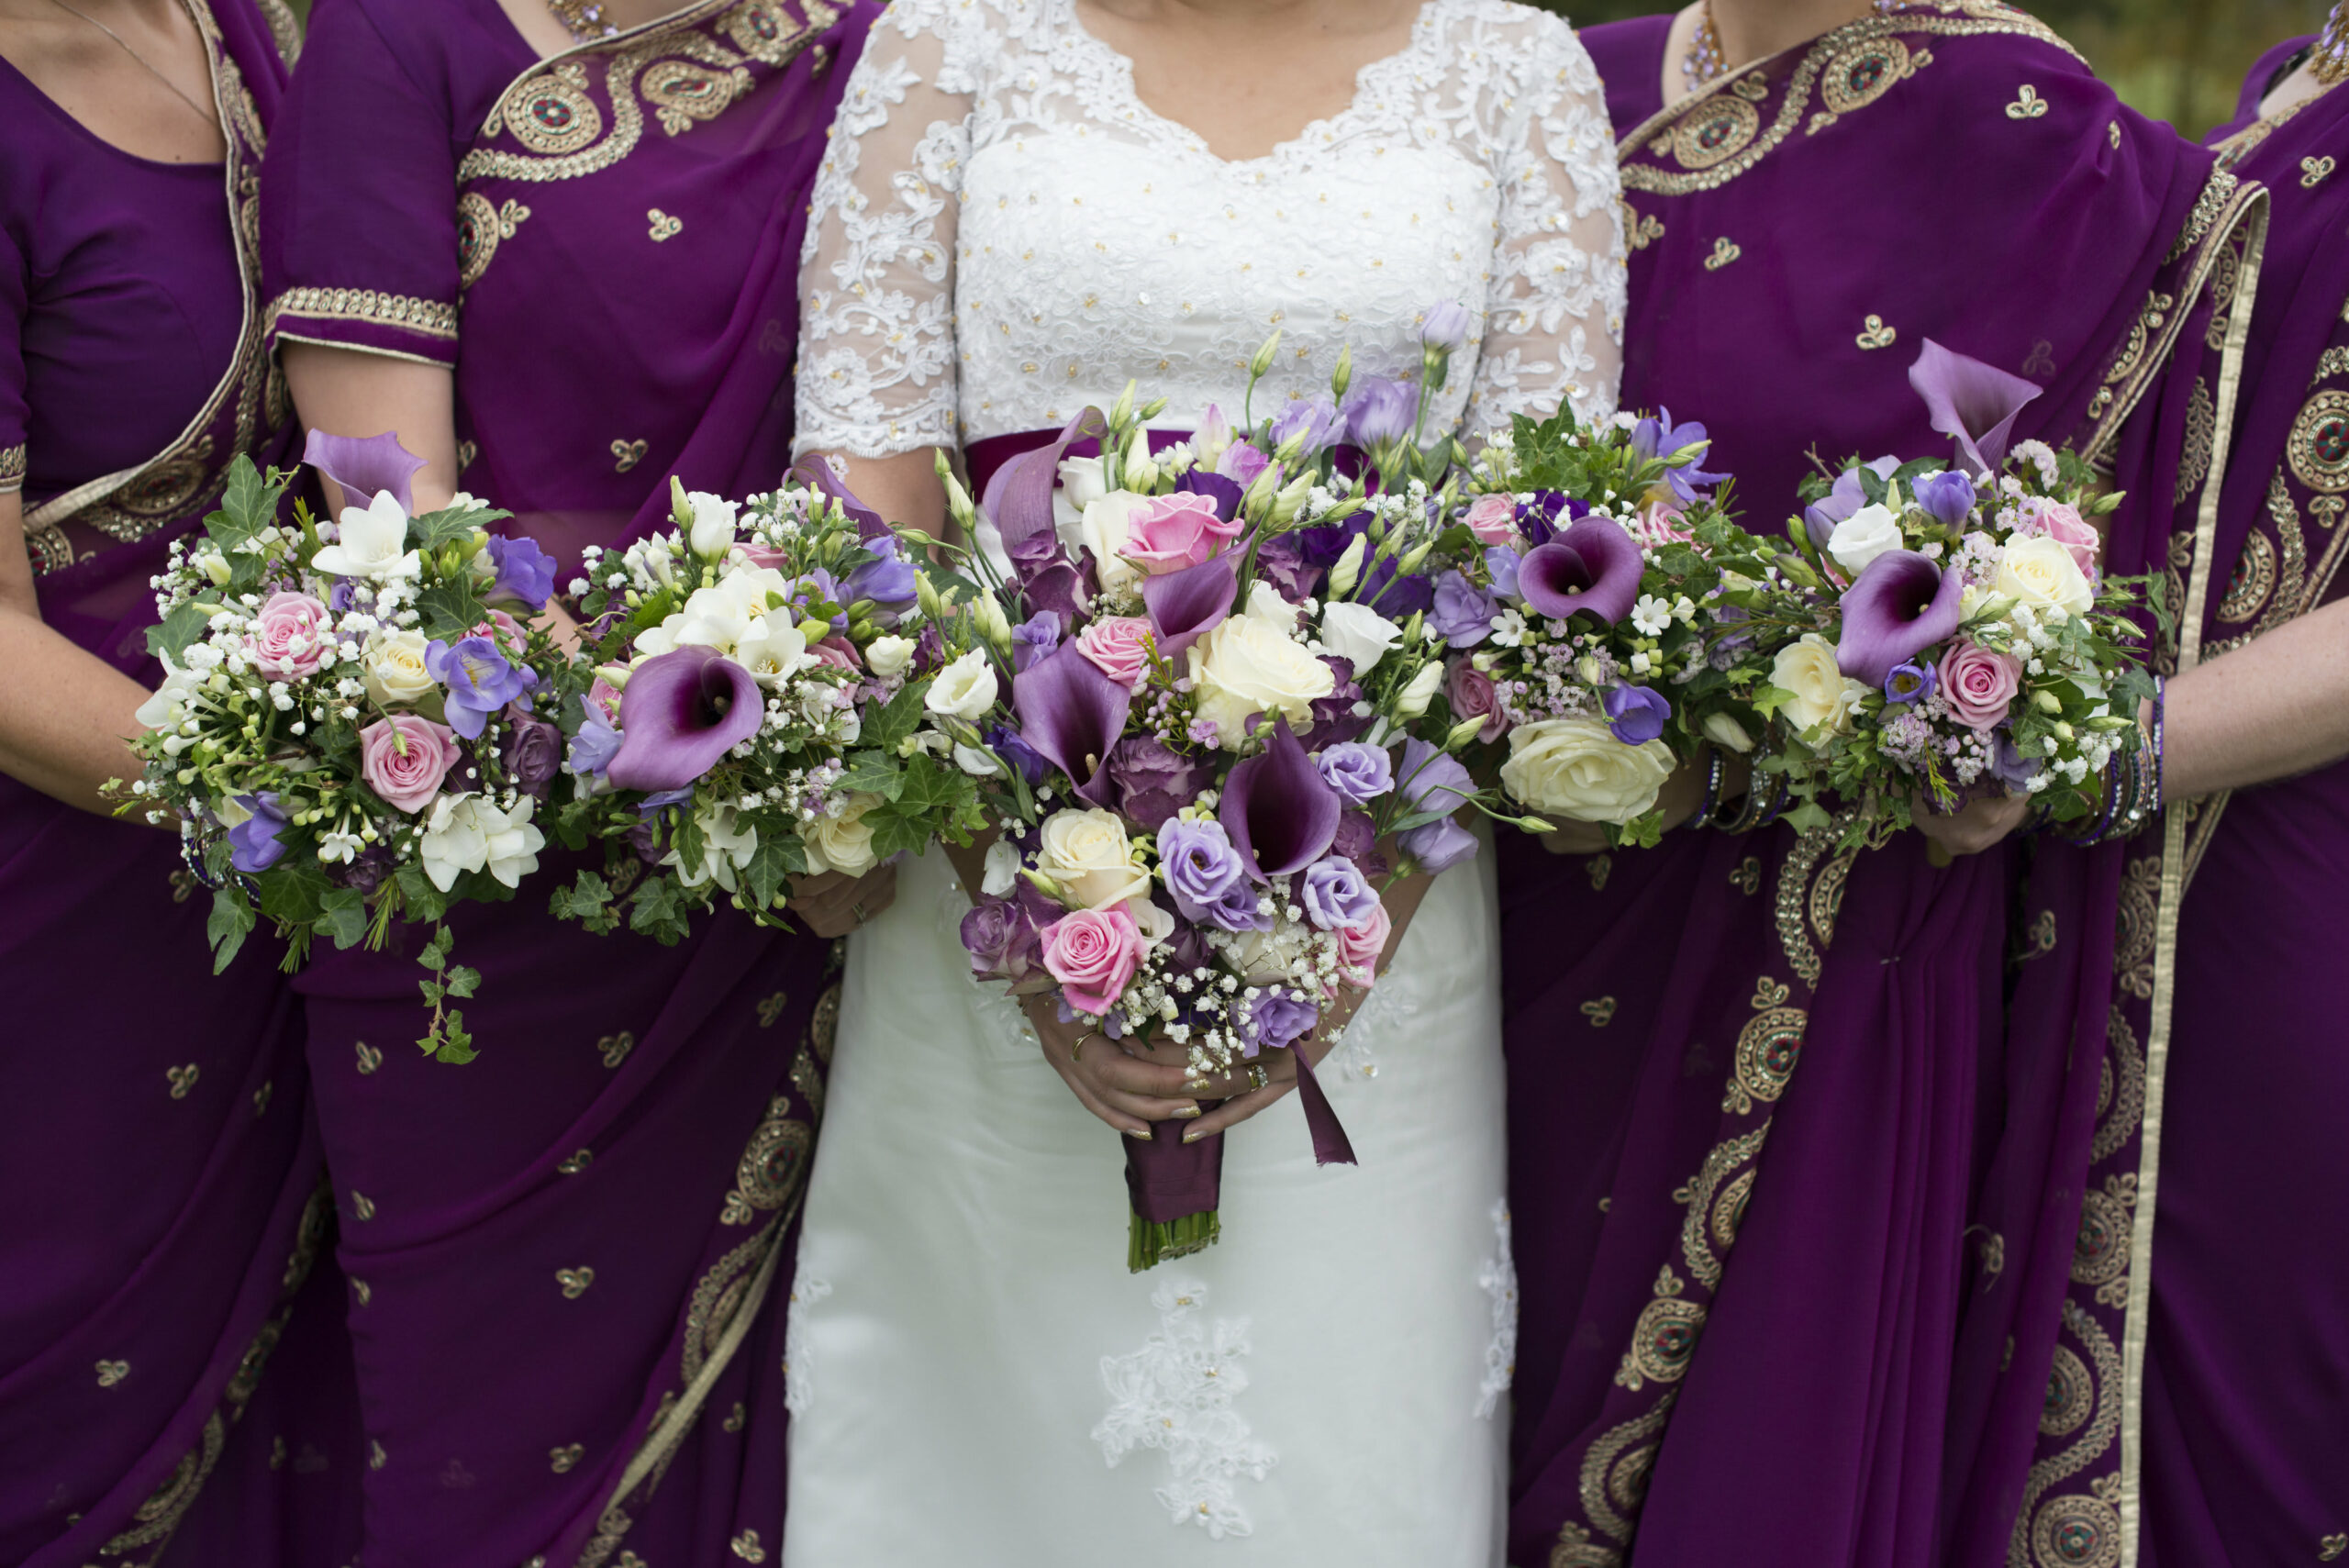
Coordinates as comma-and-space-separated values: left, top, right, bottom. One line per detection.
1058, 453, 1108, 514
924, 649, 1000, 721
1392, 656, 1445, 720
669, 806, 758, 892
312, 490, 421, 581
981, 837, 1023, 897
1770, 632, 1869, 739
1700, 711, 1756, 754
1128, 895, 1176, 951
362, 628, 439, 708
1992, 534, 2094, 619
1186, 612, 1336, 741
686, 492, 740, 562
1037, 806, 1152, 909
734, 615, 812, 687
1243, 579, 1300, 630
1317, 599, 1401, 675
803, 792, 883, 877
1498, 717, 1675, 826
864, 634, 916, 679
1827, 503, 1904, 578
1077, 491, 1151, 597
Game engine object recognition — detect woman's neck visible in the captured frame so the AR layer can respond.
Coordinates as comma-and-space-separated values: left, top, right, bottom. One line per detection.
1709, 0, 1877, 67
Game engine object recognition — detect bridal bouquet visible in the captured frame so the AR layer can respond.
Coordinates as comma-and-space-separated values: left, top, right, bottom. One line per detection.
944, 335, 1517, 1269
122, 434, 567, 1061
546, 474, 986, 942
1733, 343, 2153, 840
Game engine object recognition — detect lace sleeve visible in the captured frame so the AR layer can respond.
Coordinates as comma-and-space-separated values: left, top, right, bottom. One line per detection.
1463, 14, 1627, 434
792, 0, 972, 459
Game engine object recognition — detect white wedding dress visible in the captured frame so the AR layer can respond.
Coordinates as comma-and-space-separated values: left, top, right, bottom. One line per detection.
784, 0, 1622, 1560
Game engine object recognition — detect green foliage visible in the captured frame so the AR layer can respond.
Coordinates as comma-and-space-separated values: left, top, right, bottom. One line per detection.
206, 884, 254, 973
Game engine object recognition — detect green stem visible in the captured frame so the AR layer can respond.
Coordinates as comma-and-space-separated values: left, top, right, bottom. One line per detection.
1129, 1207, 1220, 1273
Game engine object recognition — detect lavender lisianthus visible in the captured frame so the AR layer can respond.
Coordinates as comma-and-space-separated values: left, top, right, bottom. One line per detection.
961, 884, 1052, 982
1251, 533, 1321, 604
1484, 546, 1522, 603
1341, 376, 1417, 449
1301, 854, 1380, 931
1603, 684, 1670, 745
1430, 570, 1496, 648
570, 710, 622, 778
1418, 298, 1471, 355
1241, 989, 1319, 1054
1158, 816, 1249, 924
1269, 396, 1340, 452
484, 533, 557, 611
227, 792, 291, 873
1990, 727, 2043, 791
426, 635, 540, 740
1011, 609, 1062, 673
1315, 741, 1394, 805
1395, 736, 1480, 873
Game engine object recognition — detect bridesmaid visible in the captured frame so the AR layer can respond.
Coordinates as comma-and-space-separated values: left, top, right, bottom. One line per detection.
1981, 20, 2349, 1566
1500, 4, 2260, 1563
256, 0, 882, 1562
0, 0, 361, 1563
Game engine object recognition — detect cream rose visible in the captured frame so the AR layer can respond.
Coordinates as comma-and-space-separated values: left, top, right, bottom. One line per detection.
1037, 806, 1152, 909
1992, 534, 2095, 619
1077, 491, 1151, 597
1317, 599, 1402, 675
804, 792, 883, 877
864, 634, 916, 679
362, 628, 439, 708
1499, 717, 1676, 826
1771, 632, 1870, 739
1186, 613, 1336, 741
924, 649, 1000, 721
1827, 502, 1904, 578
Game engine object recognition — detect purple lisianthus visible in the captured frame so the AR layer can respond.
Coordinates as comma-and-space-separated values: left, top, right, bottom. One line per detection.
1269, 395, 1340, 453
961, 884, 1052, 983
328, 579, 360, 613
502, 715, 564, 797
329, 842, 395, 894
1251, 533, 1321, 604
1484, 546, 1522, 603
1174, 467, 1245, 521
1341, 376, 1418, 449
1884, 661, 1935, 704
1603, 684, 1670, 745
1316, 741, 1394, 805
1357, 553, 1434, 617
1418, 298, 1471, 355
1301, 854, 1380, 931
1909, 469, 1977, 528
1430, 570, 1496, 648
844, 533, 918, 611
227, 792, 291, 874
426, 634, 540, 740
570, 710, 622, 778
985, 722, 1049, 786
484, 533, 557, 611
1011, 609, 1062, 673
1297, 658, 1372, 751
1395, 736, 1480, 874
1107, 734, 1215, 833
1330, 808, 1378, 866
1296, 511, 1368, 568
1008, 529, 1088, 630
1990, 728, 2043, 791
1216, 440, 1273, 486
1241, 989, 1319, 1055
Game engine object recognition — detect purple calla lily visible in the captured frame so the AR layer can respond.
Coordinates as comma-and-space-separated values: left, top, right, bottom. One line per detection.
607, 647, 764, 793
1909, 339, 2043, 476
1518, 514, 1644, 625
1219, 721, 1342, 884
1836, 549, 1967, 687
1141, 551, 1238, 659
304, 428, 428, 514
983, 408, 1108, 552
1012, 644, 1132, 807
785, 456, 890, 540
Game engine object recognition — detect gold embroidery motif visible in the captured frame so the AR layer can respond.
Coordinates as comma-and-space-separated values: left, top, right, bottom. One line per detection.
252, 1079, 273, 1116
789, 1049, 824, 1120
96, 1359, 130, 1387
1809, 849, 1854, 948
2005, 83, 2048, 119
611, 439, 649, 473
1576, 1394, 1675, 1546
644, 59, 750, 135
1623, 207, 1664, 251
1729, 855, 1761, 895
1673, 1124, 1769, 1286
1586, 852, 1611, 891
646, 207, 685, 241
0, 441, 22, 492
551, 1443, 585, 1473
1549, 1520, 1622, 1568
458, 439, 480, 473
1775, 812, 1853, 986
2108, 119, 2121, 150
167, 1064, 200, 1099
756, 989, 792, 1028
1671, 93, 1761, 171
507, 61, 606, 155
1725, 1004, 1806, 1115
2023, 339, 2057, 377
721, 1399, 746, 1432
1820, 37, 1916, 116
2303, 155, 2338, 189
2021, 907, 2058, 959
1702, 237, 1741, 271
2216, 528, 2276, 623
558, 1266, 597, 1299
350, 1190, 376, 1222
457, 194, 532, 289
2256, 470, 2312, 640
2009, 1301, 2124, 1568
267, 286, 459, 340
1856, 313, 1898, 350
351, 1278, 372, 1306
2030, 1488, 2122, 1568
558, 1148, 595, 1174
2176, 378, 2216, 506
2288, 389, 2349, 494
809, 979, 841, 1061
2321, 1534, 2347, 1562
2041, 1346, 2094, 1437
719, 1095, 814, 1225
2069, 1174, 2136, 1304
1579, 996, 1618, 1028
1614, 1266, 1704, 1391
599, 1030, 637, 1068
730, 1528, 769, 1562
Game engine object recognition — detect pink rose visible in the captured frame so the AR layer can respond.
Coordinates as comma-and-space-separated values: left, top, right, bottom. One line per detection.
247, 591, 331, 679
1463, 494, 1518, 546
1041, 903, 1143, 1015
2024, 500, 2101, 579
811, 637, 861, 672
1636, 500, 1694, 548
472, 607, 528, 651
1124, 492, 1242, 574
1074, 616, 1156, 689
736, 542, 792, 571
1446, 659, 1508, 742
1334, 899, 1392, 986
589, 677, 625, 723
359, 713, 459, 813
1937, 639, 2023, 728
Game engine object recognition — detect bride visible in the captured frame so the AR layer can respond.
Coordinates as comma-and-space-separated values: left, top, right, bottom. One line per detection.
785, 0, 1622, 1557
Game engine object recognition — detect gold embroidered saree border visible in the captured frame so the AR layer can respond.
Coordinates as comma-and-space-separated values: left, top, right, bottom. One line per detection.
264, 286, 461, 341
0, 442, 23, 493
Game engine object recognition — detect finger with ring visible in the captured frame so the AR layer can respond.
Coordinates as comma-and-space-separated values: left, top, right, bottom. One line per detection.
1072, 1029, 1101, 1062
1247, 1062, 1271, 1091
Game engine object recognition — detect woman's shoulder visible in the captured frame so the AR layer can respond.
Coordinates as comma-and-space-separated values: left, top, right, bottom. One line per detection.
872, 0, 1040, 52
1423, 0, 1603, 101
291, 0, 528, 136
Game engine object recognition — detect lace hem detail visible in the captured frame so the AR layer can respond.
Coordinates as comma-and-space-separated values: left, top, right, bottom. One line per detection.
1093, 1280, 1276, 1539
1475, 1201, 1518, 1419
783, 1273, 833, 1416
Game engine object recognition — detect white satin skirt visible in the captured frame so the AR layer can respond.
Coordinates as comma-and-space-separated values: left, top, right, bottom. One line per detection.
782, 840, 1510, 1564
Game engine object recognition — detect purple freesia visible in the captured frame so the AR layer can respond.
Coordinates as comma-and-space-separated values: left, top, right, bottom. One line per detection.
1519, 515, 1644, 626
985, 721, 1049, 786
1885, 662, 1935, 704
569, 710, 623, 777
1219, 720, 1341, 883
426, 635, 541, 740
1158, 816, 1253, 928
844, 533, 919, 610
1107, 734, 1215, 833
304, 428, 428, 515
607, 646, 764, 792
1990, 728, 2043, 791
1316, 740, 1393, 805
1429, 570, 1496, 648
1012, 644, 1132, 807
1301, 855, 1380, 931
1836, 549, 1967, 686
1909, 468, 1977, 528
1801, 457, 1899, 550
484, 534, 557, 611
1603, 684, 1670, 745
1174, 468, 1245, 521
1241, 989, 1319, 1054
1395, 736, 1480, 873
1484, 545, 1522, 602
1909, 338, 2043, 476
1011, 609, 1062, 672
1341, 376, 1418, 449
1628, 407, 1730, 504
227, 792, 290, 873
1140, 551, 1237, 659
792, 567, 849, 632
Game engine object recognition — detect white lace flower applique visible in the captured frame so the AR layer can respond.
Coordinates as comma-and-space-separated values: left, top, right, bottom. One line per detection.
1092, 1281, 1276, 1538
1475, 1201, 1518, 1419
783, 1273, 834, 1415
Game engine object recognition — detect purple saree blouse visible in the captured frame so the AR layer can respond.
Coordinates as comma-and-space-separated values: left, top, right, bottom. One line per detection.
257, 4, 878, 1562
1501, 10, 2257, 1565
0, 4, 362, 1565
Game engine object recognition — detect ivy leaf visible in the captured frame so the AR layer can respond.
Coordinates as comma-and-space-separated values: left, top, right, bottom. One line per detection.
317, 886, 370, 950
549, 869, 618, 932
207, 886, 255, 974
146, 600, 214, 662
627, 874, 697, 946
254, 854, 332, 929
740, 834, 808, 912
861, 681, 930, 752
396, 863, 450, 926
834, 751, 906, 800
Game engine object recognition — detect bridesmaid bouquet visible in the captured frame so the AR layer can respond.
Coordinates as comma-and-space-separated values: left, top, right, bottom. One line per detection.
1732, 343, 2153, 839
122, 435, 570, 1062
546, 476, 985, 942
942, 336, 1520, 1269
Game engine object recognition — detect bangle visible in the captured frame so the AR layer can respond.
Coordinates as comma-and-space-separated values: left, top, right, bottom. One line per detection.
1751, 768, 1792, 830
2070, 747, 2132, 847
1686, 748, 1724, 830
2142, 673, 2166, 823
1714, 756, 1768, 835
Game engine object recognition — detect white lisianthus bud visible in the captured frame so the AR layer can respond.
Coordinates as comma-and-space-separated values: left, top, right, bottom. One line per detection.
1393, 657, 1445, 720
1327, 534, 1368, 599
1249, 329, 1282, 380
1445, 715, 1487, 751
686, 491, 740, 563
1330, 344, 1353, 401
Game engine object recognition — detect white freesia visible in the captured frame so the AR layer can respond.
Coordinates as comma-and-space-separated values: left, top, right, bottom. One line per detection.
1393, 656, 1445, 720
1038, 806, 1152, 909
1499, 717, 1675, 825
670, 806, 758, 892
686, 491, 741, 562
1058, 453, 1108, 513
1827, 503, 1904, 579
1318, 599, 1402, 675
1771, 633, 1870, 739
952, 743, 1002, 776
312, 491, 422, 580
1187, 612, 1336, 741
1700, 711, 1756, 754
981, 837, 1023, 897
1076, 491, 1151, 597
1993, 534, 2095, 619
804, 793, 883, 877
925, 650, 999, 720
419, 793, 544, 892
134, 656, 202, 731
1128, 896, 1176, 951
864, 634, 916, 679
734, 615, 814, 687
361, 628, 439, 708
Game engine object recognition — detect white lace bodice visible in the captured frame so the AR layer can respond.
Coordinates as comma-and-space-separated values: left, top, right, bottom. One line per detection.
794, 0, 1626, 458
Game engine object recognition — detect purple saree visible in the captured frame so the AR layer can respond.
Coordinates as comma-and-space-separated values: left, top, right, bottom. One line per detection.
0, 4, 362, 1564
256, 2, 878, 1562
1503, 10, 2258, 1564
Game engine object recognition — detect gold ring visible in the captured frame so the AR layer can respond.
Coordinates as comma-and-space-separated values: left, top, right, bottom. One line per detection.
1073, 1030, 1100, 1062
1247, 1062, 1271, 1091
851, 901, 868, 925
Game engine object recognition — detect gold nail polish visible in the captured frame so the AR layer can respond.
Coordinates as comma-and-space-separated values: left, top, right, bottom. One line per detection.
1124, 1127, 1152, 1141
1174, 1105, 1202, 1119
1182, 1129, 1203, 1143
1182, 1078, 1213, 1093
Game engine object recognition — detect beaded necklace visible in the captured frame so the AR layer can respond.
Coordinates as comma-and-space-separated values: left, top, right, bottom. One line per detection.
545, 0, 619, 43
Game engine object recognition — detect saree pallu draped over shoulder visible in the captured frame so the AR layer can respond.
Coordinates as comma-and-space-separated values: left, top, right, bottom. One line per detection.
1500, 8, 2265, 1565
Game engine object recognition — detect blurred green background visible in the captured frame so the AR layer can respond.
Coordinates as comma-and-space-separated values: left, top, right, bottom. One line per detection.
1547, 0, 2324, 135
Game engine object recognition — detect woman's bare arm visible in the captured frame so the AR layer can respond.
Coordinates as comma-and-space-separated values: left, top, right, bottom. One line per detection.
281, 342, 461, 513
2161, 597, 2349, 799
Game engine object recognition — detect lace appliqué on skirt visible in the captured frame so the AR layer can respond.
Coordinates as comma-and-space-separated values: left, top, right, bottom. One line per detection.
1092, 1281, 1276, 1539
1475, 1201, 1518, 1419
784, 1274, 834, 1415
